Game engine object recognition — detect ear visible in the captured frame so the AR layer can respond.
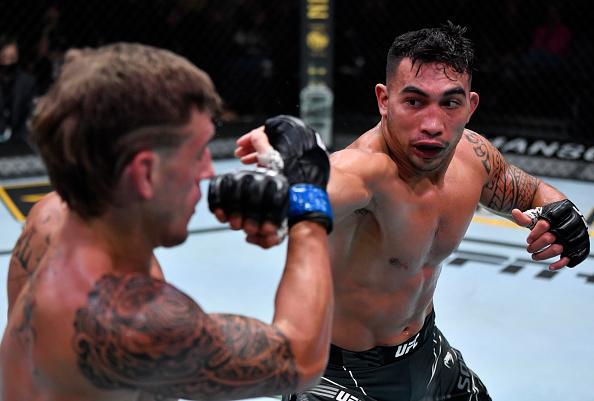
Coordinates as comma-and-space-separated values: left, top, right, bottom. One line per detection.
467, 91, 480, 123
123, 150, 161, 200
375, 83, 389, 118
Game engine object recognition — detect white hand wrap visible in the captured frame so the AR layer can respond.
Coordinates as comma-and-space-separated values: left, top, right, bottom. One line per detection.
257, 148, 284, 172
276, 219, 288, 242
523, 207, 543, 229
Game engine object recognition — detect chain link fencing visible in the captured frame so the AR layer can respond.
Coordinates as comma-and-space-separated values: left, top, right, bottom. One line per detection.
1, 0, 593, 178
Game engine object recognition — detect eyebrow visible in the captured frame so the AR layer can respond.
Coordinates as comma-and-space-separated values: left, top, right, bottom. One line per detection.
400, 85, 466, 97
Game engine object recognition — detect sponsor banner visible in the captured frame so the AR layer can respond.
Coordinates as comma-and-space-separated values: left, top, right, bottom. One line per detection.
486, 135, 594, 162
485, 135, 594, 182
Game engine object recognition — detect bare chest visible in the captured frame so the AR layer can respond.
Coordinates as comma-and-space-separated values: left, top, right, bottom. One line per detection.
334, 186, 480, 273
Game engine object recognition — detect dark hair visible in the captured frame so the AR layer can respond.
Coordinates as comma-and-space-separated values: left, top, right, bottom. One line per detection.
29, 42, 222, 218
386, 21, 475, 82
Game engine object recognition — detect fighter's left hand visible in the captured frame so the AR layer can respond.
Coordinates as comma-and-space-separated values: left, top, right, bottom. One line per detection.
512, 200, 590, 270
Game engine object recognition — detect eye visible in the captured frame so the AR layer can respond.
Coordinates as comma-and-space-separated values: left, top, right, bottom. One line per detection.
442, 99, 462, 108
405, 98, 422, 107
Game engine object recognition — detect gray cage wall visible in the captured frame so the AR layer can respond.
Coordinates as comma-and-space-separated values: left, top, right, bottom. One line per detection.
1, 0, 593, 179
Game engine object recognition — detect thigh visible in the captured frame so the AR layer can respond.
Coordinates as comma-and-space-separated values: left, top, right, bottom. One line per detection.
425, 330, 491, 401
283, 372, 379, 401
283, 385, 375, 401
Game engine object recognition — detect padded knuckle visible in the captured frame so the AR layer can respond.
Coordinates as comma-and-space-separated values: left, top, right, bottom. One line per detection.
208, 170, 289, 225
541, 200, 590, 267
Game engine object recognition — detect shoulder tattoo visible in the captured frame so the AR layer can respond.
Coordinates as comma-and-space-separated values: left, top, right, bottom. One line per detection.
11, 283, 37, 346
464, 131, 492, 174
73, 274, 298, 399
464, 131, 538, 212
12, 227, 36, 273
12, 211, 56, 275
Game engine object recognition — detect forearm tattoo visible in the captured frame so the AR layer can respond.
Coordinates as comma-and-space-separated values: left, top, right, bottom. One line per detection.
73, 274, 299, 399
465, 131, 538, 212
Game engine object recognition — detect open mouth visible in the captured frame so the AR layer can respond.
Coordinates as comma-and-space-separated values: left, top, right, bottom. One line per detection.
412, 143, 445, 158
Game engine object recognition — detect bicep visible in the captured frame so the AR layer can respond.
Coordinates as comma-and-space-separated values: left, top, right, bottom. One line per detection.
465, 131, 539, 213
72, 274, 298, 400
328, 158, 373, 221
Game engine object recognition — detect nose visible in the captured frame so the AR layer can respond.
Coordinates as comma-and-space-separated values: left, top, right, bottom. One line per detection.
419, 106, 445, 136
197, 148, 215, 182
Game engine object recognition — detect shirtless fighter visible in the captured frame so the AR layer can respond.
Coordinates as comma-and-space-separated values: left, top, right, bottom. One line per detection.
235, 22, 590, 400
1, 43, 335, 401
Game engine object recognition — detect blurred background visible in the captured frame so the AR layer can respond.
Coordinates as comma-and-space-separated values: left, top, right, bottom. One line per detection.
1, 0, 593, 180
1, 4, 593, 400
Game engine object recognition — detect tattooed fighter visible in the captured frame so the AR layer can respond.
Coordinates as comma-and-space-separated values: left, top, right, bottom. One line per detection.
0, 43, 335, 401
237, 22, 590, 401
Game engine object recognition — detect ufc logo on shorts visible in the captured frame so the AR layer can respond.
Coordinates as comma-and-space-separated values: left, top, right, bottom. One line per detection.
335, 391, 359, 401
395, 333, 420, 358
308, 384, 359, 401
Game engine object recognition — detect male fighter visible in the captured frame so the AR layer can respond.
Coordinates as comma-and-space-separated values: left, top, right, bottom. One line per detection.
1, 43, 334, 401
236, 22, 590, 400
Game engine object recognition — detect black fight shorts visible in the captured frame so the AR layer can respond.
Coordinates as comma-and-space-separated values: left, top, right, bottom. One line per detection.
283, 311, 491, 401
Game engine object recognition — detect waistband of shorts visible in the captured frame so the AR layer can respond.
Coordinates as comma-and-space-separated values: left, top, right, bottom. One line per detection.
329, 309, 435, 367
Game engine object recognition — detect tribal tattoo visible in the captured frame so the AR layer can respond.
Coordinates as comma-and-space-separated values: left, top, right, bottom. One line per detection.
73, 274, 299, 399
465, 131, 538, 213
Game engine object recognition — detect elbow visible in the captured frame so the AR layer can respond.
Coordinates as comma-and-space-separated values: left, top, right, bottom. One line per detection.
294, 352, 329, 392
288, 333, 331, 392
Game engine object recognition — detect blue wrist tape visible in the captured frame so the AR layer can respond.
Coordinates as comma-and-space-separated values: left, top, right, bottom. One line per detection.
288, 184, 333, 232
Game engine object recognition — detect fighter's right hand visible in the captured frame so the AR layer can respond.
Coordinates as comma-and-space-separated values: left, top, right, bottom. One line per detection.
236, 115, 330, 188
236, 115, 333, 233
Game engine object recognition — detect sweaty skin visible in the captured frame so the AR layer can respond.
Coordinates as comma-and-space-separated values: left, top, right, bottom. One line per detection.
6, 192, 165, 316
1, 109, 333, 401
234, 59, 574, 353
326, 59, 566, 351
3, 194, 179, 401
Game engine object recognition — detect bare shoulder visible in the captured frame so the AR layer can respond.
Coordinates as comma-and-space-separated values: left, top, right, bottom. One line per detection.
332, 132, 397, 179
456, 128, 510, 181
458, 129, 495, 168
67, 273, 298, 399
9, 192, 66, 284
26, 191, 65, 226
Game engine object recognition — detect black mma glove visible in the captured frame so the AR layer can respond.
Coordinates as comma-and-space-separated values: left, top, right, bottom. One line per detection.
263, 115, 330, 189
208, 169, 289, 227
524, 199, 590, 267
261, 115, 333, 232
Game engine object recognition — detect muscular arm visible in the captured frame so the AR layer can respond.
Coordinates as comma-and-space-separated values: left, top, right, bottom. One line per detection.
327, 150, 376, 222
464, 131, 566, 216
73, 221, 332, 400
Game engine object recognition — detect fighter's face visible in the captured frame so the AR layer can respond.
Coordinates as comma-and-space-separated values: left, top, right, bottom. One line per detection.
376, 58, 479, 175
157, 108, 215, 246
